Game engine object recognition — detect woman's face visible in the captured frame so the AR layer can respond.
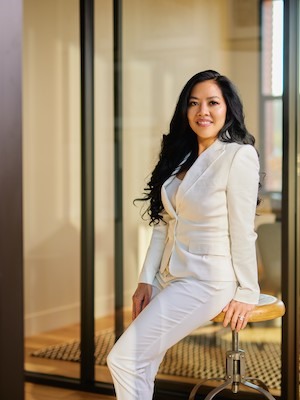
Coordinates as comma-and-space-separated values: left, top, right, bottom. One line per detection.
187, 80, 227, 152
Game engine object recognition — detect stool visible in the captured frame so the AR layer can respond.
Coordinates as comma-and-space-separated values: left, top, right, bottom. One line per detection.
189, 294, 285, 400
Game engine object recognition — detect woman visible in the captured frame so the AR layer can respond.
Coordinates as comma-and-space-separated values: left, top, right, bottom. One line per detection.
107, 70, 260, 400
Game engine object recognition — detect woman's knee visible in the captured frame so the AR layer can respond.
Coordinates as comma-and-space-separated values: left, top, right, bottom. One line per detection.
106, 347, 118, 370
107, 344, 130, 373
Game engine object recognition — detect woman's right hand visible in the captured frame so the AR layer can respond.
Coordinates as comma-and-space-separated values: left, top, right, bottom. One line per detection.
132, 283, 152, 320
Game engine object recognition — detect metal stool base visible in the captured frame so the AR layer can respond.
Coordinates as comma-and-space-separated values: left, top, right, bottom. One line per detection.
189, 331, 276, 400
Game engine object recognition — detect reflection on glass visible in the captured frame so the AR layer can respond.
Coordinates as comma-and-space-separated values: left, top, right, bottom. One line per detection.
271, 1, 283, 96
261, 0, 283, 205
23, 0, 81, 379
262, 0, 284, 96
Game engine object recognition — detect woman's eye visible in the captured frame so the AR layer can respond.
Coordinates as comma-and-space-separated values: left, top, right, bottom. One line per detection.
188, 101, 198, 106
210, 101, 219, 106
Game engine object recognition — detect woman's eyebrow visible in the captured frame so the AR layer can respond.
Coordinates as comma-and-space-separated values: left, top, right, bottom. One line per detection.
189, 95, 221, 100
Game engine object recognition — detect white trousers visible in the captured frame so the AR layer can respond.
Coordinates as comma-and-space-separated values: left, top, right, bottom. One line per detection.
107, 277, 237, 400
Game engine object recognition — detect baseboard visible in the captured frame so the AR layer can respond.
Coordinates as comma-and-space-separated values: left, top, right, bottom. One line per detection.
25, 290, 134, 336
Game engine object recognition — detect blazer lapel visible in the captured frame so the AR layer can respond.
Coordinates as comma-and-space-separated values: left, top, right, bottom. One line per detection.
161, 175, 177, 217
176, 139, 226, 209
161, 153, 190, 217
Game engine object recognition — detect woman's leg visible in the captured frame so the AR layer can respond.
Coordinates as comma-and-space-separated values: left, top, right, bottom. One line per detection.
107, 279, 236, 400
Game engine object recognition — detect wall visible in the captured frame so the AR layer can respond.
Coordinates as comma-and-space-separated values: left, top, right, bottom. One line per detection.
0, 0, 24, 397
23, 0, 81, 335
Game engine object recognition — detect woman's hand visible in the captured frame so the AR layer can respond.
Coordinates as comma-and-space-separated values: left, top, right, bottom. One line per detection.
222, 300, 255, 332
132, 283, 153, 320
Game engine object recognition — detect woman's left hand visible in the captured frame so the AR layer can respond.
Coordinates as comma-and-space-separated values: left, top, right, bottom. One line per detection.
222, 300, 255, 332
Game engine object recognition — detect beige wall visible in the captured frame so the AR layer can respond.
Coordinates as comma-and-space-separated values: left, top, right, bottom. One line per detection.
23, 0, 260, 335
94, 0, 115, 327
23, 0, 81, 335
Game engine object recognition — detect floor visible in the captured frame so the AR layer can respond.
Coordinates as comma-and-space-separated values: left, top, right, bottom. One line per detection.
25, 383, 115, 400
24, 312, 282, 399
24, 313, 118, 383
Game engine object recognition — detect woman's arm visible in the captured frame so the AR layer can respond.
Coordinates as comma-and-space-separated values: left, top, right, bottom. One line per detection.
227, 144, 260, 303
138, 211, 169, 284
224, 145, 260, 330
132, 211, 169, 319
132, 283, 153, 320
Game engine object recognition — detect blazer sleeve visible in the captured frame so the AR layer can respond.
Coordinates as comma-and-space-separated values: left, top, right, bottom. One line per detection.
227, 145, 260, 304
138, 211, 169, 284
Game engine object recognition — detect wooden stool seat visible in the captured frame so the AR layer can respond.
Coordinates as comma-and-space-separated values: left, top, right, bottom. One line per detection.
189, 294, 285, 400
212, 294, 285, 323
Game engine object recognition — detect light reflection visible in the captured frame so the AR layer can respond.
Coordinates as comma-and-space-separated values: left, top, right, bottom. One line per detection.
272, 0, 283, 96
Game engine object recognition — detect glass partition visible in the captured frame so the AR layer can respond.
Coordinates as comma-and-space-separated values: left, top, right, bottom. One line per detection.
22, 0, 287, 397
94, 0, 115, 384
23, 0, 81, 379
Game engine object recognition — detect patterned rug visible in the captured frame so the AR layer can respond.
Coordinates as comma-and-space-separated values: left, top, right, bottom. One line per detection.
31, 329, 282, 390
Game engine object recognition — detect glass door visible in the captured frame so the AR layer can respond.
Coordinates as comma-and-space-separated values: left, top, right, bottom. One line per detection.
23, 0, 81, 380
94, 0, 115, 385
22, 1, 299, 398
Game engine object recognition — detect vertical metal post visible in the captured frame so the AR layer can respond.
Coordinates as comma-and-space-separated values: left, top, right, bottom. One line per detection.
113, 0, 124, 338
80, 0, 95, 385
0, 0, 24, 399
282, 0, 299, 399
232, 331, 239, 352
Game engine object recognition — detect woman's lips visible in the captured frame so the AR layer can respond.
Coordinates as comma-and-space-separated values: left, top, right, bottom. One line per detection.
196, 119, 212, 127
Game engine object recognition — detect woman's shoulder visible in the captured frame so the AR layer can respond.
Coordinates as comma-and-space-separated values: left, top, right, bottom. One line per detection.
223, 142, 259, 171
224, 141, 257, 156
222, 141, 258, 167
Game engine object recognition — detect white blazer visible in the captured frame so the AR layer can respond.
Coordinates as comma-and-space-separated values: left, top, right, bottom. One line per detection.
139, 139, 260, 304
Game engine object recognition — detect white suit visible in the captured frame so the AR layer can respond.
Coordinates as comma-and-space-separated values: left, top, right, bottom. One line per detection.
139, 138, 260, 304
107, 139, 260, 399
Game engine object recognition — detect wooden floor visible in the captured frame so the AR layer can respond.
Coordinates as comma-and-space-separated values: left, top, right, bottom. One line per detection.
24, 313, 118, 399
24, 312, 281, 399
25, 383, 115, 400
24, 312, 127, 383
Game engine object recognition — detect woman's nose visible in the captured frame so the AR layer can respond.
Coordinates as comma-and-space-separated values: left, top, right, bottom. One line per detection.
197, 104, 209, 116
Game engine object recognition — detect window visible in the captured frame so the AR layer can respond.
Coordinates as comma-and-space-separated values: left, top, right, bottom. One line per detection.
261, 0, 284, 193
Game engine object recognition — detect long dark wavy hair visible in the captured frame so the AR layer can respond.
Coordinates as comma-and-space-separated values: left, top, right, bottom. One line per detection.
137, 70, 257, 225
